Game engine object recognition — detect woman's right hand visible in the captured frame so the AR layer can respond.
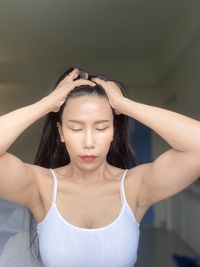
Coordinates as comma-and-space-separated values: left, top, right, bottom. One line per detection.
46, 68, 96, 112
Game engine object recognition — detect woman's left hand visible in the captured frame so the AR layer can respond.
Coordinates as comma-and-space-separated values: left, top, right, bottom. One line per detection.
91, 77, 125, 115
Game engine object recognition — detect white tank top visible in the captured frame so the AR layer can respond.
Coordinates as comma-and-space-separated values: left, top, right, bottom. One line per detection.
37, 168, 140, 267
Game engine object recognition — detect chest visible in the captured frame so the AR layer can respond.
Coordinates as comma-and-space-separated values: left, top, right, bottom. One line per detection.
31, 171, 143, 228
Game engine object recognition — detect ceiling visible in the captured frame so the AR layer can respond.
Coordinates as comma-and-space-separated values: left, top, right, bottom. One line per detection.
0, 0, 198, 91
0, 0, 183, 61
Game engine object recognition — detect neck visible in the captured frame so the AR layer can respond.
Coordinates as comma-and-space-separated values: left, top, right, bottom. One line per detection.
65, 162, 113, 185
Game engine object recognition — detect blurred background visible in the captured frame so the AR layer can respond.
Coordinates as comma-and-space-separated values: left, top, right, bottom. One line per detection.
0, 0, 199, 266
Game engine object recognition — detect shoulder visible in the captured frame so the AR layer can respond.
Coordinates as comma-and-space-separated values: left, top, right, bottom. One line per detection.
32, 165, 52, 184
28, 165, 52, 204
127, 164, 146, 183
127, 163, 152, 208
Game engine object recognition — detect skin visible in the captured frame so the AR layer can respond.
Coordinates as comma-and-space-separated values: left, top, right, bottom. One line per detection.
57, 95, 117, 185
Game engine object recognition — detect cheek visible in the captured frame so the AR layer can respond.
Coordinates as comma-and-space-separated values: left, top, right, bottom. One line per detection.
62, 133, 77, 151
101, 132, 113, 142
98, 130, 114, 148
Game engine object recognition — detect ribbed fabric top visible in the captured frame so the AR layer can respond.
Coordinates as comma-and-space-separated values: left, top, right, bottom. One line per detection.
37, 169, 140, 267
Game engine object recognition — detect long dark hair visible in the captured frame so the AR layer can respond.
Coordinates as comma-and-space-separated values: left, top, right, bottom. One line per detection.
27, 67, 139, 263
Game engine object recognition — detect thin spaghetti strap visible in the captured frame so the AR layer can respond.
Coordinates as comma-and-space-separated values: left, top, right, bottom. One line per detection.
120, 169, 129, 205
50, 169, 58, 206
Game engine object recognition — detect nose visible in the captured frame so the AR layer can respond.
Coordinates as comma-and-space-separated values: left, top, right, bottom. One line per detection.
83, 129, 95, 148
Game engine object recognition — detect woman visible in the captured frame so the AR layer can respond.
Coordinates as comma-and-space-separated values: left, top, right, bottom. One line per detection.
0, 67, 200, 267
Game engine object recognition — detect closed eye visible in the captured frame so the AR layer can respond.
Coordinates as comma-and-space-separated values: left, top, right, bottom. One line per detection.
70, 128, 108, 132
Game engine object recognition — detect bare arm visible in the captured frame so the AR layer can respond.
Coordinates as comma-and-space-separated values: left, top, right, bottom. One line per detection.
0, 98, 52, 156
0, 98, 53, 207
117, 98, 200, 206
0, 68, 96, 207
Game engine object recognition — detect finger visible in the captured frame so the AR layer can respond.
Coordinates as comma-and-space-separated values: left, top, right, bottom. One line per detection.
91, 77, 106, 84
64, 68, 79, 81
70, 68, 80, 80
115, 110, 121, 115
73, 79, 96, 87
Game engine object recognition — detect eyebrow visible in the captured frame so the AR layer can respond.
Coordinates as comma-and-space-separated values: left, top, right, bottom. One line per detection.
67, 119, 110, 124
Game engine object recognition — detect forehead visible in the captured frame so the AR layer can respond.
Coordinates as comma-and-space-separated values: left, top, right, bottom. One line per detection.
62, 96, 113, 121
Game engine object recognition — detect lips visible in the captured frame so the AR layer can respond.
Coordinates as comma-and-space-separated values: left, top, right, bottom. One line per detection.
79, 155, 97, 162
80, 155, 97, 158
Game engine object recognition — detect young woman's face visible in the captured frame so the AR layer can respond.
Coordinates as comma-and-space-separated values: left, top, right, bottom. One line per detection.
58, 95, 114, 168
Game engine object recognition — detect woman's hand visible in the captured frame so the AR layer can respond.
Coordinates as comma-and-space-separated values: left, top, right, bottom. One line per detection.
91, 77, 126, 115
47, 68, 96, 112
